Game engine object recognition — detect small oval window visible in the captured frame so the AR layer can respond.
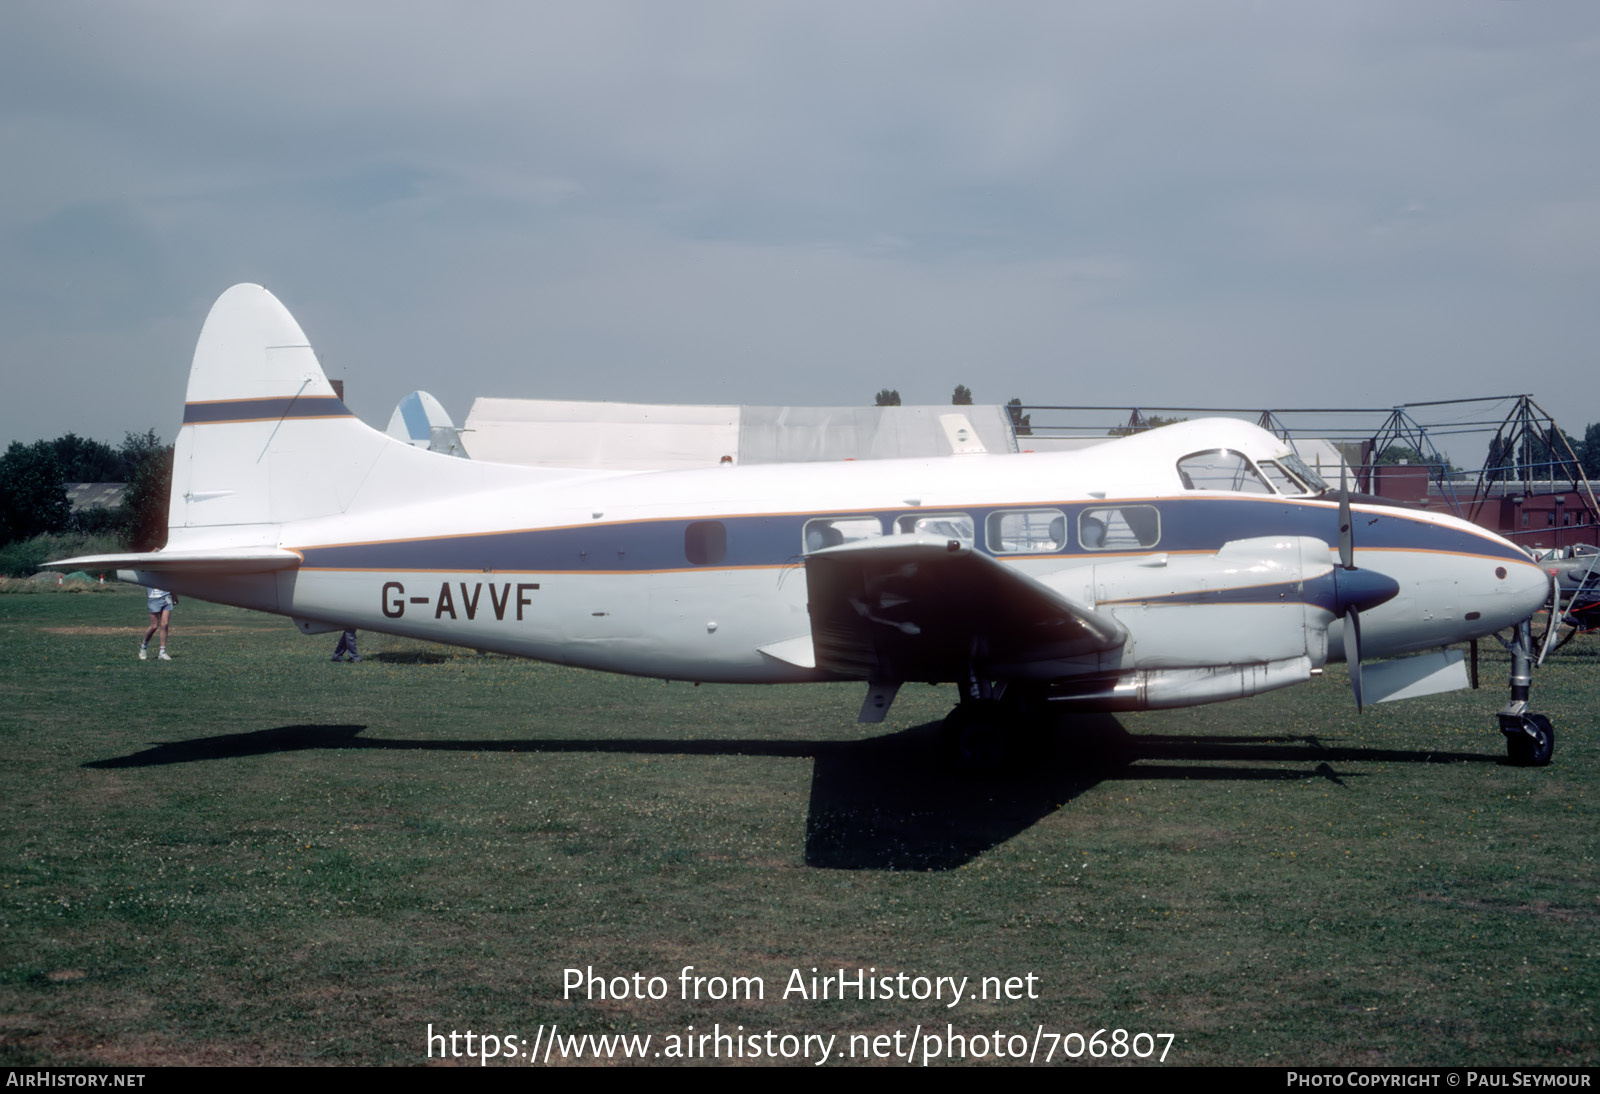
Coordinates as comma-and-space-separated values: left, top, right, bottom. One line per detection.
685, 521, 727, 566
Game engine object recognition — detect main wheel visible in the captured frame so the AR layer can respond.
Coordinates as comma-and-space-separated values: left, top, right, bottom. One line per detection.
998, 684, 1053, 763
940, 701, 1008, 775
1506, 714, 1554, 767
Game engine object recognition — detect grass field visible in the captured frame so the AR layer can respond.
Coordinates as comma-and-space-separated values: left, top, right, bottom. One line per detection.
2, 586, 1596, 1066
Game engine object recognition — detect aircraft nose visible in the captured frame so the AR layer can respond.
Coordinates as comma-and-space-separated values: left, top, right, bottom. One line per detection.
1457, 550, 1552, 638
1507, 559, 1553, 619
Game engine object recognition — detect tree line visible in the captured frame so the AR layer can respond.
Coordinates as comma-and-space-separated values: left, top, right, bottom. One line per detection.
873, 386, 1032, 435
0, 431, 173, 574
1484, 424, 1600, 480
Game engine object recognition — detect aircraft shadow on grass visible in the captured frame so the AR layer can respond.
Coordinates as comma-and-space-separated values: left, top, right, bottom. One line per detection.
86, 720, 1503, 872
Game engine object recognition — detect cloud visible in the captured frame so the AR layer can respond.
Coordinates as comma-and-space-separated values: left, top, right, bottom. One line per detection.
1, 1, 1597, 447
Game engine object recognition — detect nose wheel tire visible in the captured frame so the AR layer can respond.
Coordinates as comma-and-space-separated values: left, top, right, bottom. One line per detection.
1503, 713, 1554, 767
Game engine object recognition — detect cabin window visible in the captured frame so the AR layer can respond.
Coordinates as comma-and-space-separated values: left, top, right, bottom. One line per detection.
895, 512, 974, 545
1079, 505, 1161, 551
802, 515, 883, 553
986, 509, 1066, 554
1177, 449, 1272, 494
684, 521, 727, 565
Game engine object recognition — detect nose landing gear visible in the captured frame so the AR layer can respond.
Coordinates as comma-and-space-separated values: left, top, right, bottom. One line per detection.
1497, 619, 1555, 767
1503, 712, 1554, 767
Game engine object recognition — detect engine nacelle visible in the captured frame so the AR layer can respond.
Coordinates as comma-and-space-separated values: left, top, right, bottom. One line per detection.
1040, 536, 1336, 701
1044, 656, 1316, 711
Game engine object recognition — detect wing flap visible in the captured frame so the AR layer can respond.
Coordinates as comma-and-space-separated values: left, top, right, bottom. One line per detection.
804, 534, 1124, 681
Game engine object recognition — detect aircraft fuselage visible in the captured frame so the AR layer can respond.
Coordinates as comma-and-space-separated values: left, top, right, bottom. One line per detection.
147, 449, 1548, 686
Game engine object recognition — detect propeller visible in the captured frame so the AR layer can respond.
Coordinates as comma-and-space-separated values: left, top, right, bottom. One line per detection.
1537, 578, 1561, 668
1338, 462, 1354, 570
1331, 461, 1400, 710
1340, 463, 1360, 708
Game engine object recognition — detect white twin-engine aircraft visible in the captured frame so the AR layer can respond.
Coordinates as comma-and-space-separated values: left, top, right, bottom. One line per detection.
56, 285, 1559, 768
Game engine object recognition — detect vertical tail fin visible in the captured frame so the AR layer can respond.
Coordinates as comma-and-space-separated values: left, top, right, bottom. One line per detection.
166, 284, 580, 554
169, 284, 394, 538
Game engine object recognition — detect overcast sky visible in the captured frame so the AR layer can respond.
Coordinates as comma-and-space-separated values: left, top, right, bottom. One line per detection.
3, 2, 1597, 457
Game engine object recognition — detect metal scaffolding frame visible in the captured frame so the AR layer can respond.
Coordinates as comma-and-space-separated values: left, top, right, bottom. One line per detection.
1013, 395, 1599, 540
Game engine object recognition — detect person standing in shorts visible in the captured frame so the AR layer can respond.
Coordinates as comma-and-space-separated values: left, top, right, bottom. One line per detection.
140, 587, 177, 661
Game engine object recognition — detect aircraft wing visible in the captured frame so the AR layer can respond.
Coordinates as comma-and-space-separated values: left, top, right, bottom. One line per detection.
803, 534, 1125, 682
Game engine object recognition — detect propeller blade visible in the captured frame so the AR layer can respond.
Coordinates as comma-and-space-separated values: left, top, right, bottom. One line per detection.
1536, 573, 1560, 668
1338, 461, 1354, 570
1345, 606, 1363, 711
1529, 572, 1555, 665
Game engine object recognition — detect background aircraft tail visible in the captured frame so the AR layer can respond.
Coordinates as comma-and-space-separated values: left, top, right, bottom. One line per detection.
386, 389, 468, 457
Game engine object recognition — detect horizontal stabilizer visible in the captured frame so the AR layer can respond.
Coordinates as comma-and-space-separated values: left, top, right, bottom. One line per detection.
45, 548, 302, 575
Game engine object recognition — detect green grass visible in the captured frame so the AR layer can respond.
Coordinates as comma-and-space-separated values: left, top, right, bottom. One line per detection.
1, 587, 1596, 1065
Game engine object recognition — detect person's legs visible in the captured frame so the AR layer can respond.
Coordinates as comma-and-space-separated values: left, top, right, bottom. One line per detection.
333, 630, 356, 661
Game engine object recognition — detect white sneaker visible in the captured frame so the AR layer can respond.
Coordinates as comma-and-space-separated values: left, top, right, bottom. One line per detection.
158, 649, 172, 661
139, 645, 148, 660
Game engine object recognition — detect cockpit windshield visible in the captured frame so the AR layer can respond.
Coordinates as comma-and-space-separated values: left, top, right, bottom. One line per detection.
1176, 450, 1272, 495
1278, 452, 1329, 494
1258, 459, 1308, 496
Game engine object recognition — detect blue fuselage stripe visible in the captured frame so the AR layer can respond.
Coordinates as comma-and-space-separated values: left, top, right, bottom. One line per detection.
1103, 574, 1343, 615
294, 497, 1528, 574
184, 397, 354, 424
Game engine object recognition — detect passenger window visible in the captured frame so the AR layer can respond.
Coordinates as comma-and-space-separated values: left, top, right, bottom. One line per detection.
684, 521, 727, 565
1079, 506, 1161, 550
986, 509, 1066, 554
1177, 450, 1272, 494
802, 516, 883, 553
895, 512, 974, 544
